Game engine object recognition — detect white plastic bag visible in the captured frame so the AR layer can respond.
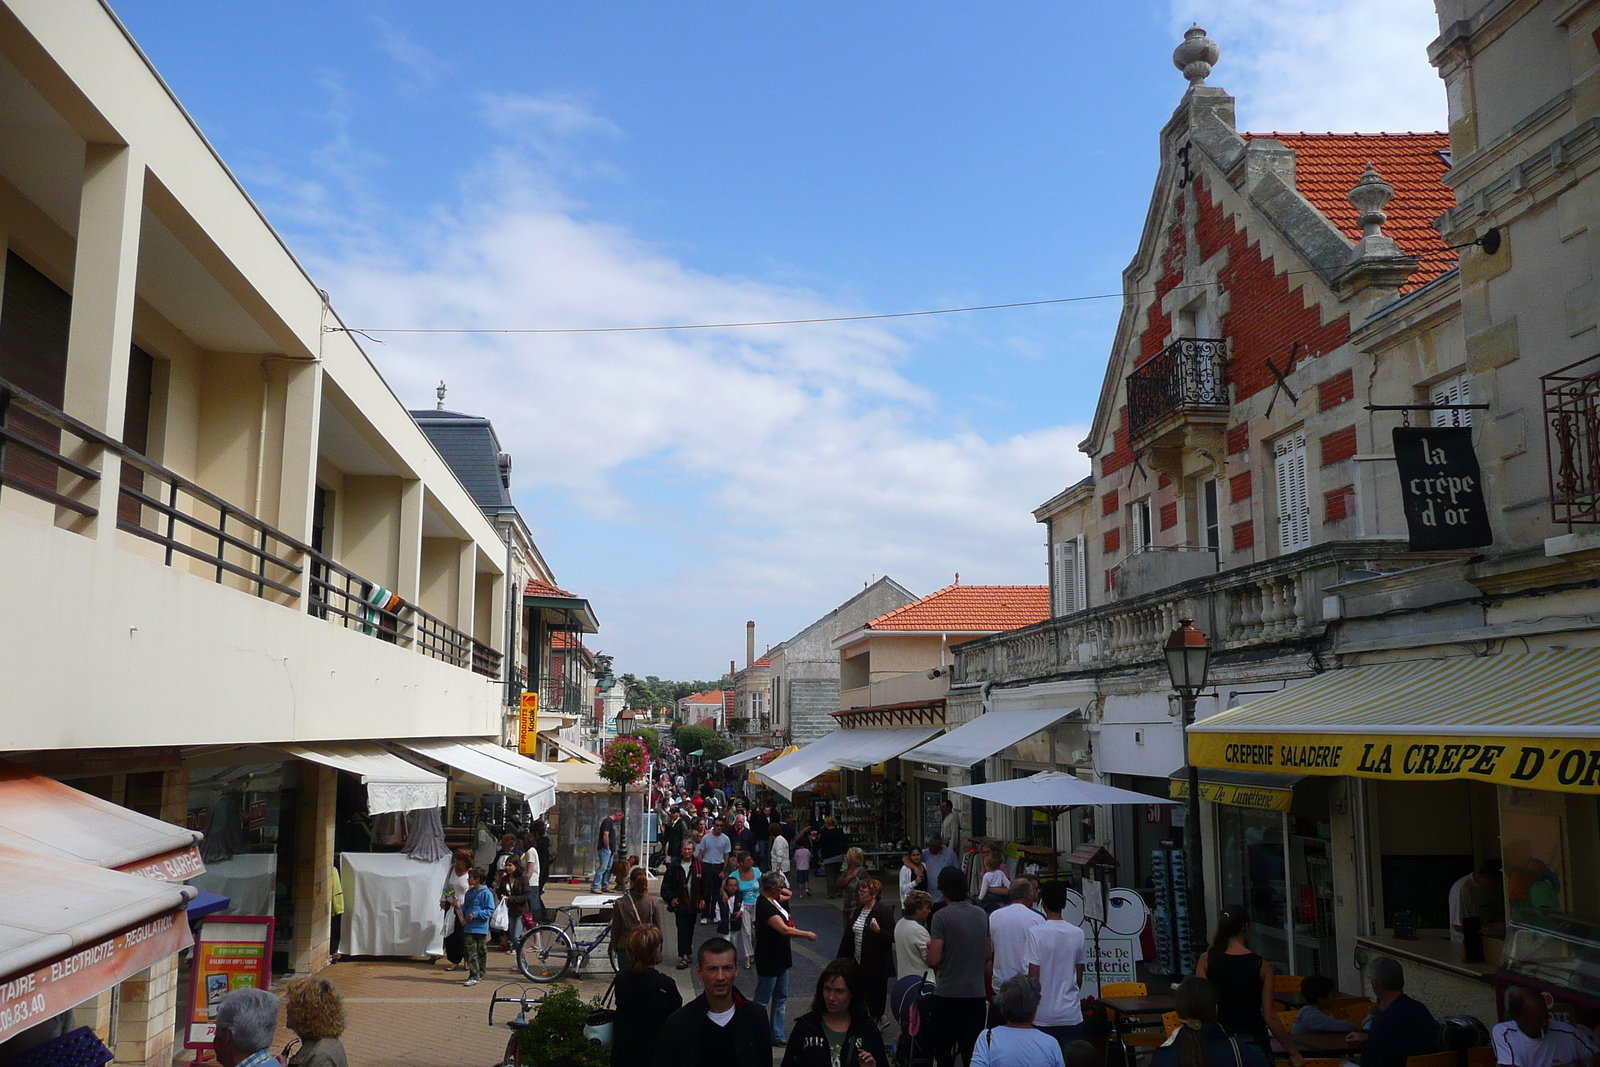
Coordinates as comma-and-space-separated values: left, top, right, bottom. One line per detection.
490, 896, 510, 932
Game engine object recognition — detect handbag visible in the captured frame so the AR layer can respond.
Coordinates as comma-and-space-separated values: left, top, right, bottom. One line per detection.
490, 897, 510, 932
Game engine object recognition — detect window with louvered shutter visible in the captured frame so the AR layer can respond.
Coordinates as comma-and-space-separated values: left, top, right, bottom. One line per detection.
1429, 373, 1473, 427
1274, 432, 1310, 552
1054, 538, 1086, 616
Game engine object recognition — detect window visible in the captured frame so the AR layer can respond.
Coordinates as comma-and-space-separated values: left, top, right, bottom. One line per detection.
1429, 372, 1473, 427
1130, 499, 1152, 553
1053, 534, 1087, 616
1274, 433, 1311, 552
1201, 477, 1220, 550
750, 691, 764, 719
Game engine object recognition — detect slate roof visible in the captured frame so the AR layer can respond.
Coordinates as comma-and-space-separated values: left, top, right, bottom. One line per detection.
411, 408, 514, 513
1242, 131, 1457, 291
863, 582, 1049, 633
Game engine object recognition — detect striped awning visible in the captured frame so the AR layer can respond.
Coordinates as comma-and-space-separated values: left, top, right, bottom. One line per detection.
1187, 650, 1600, 793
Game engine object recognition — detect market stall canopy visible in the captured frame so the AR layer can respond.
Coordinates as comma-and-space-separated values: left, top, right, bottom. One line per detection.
718, 746, 772, 768
754, 726, 942, 798
1167, 768, 1303, 812
540, 732, 602, 764
0, 844, 194, 1042
901, 707, 1078, 766
0, 763, 204, 880
284, 742, 447, 814
948, 770, 1179, 811
1186, 649, 1600, 794
395, 739, 559, 816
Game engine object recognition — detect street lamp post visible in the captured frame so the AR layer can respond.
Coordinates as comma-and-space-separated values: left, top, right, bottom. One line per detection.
1164, 617, 1211, 961
617, 708, 636, 872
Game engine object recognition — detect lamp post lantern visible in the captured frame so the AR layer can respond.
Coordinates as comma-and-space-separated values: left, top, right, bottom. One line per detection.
1164, 616, 1211, 960
616, 708, 637, 873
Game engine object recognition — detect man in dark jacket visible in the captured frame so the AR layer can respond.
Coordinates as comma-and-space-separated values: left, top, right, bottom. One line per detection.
1345, 956, 1439, 1067
653, 938, 770, 1067
661, 840, 702, 970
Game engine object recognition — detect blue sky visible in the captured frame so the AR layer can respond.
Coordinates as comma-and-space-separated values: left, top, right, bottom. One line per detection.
114, 1, 1446, 677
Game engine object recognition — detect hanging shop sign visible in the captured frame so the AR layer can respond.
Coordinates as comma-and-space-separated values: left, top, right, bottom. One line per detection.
518, 691, 540, 756
1189, 733, 1600, 794
1169, 777, 1293, 813
1393, 427, 1492, 550
183, 915, 274, 1050
0, 907, 191, 1044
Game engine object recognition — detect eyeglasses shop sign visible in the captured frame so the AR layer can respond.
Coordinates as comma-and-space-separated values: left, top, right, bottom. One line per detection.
1394, 427, 1492, 551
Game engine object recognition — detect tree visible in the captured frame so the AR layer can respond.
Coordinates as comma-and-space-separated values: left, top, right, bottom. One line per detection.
635, 726, 661, 760
702, 735, 735, 761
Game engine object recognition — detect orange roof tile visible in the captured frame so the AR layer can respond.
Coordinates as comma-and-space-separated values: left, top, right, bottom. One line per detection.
550, 631, 586, 650
525, 578, 577, 598
864, 583, 1049, 633
682, 690, 724, 705
1242, 132, 1457, 291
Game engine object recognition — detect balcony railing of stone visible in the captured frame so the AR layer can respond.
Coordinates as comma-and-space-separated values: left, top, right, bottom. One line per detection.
951, 540, 1446, 685
0, 375, 310, 601
1126, 337, 1229, 439
307, 549, 499, 674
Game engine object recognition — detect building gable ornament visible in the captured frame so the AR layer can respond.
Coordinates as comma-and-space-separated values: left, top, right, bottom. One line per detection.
1334, 163, 1421, 299
1173, 24, 1220, 88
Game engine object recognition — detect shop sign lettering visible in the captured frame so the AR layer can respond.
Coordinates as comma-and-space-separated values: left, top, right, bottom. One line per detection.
1393, 427, 1492, 550
1194, 733, 1600, 794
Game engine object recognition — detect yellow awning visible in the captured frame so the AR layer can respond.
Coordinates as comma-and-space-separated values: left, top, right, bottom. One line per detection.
1169, 770, 1299, 812
1187, 650, 1600, 793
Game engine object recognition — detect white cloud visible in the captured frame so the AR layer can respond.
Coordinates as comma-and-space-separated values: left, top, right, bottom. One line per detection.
314, 147, 1086, 675
1166, 1, 1447, 133
481, 92, 622, 140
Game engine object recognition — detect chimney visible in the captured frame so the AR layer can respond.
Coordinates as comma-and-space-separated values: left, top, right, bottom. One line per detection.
746, 621, 756, 667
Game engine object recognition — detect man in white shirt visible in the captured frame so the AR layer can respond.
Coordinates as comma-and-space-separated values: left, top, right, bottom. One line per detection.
1449, 860, 1504, 943
1493, 986, 1600, 1067
922, 834, 956, 904
990, 876, 1044, 988
1024, 880, 1087, 1055
940, 800, 964, 858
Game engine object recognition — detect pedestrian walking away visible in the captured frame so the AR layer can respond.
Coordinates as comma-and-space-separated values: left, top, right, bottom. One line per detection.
1023, 880, 1086, 1051
970, 976, 1066, 1067
940, 799, 963, 858
817, 817, 846, 899
990, 876, 1044, 991
780, 958, 890, 1067
754, 870, 819, 1047
613, 924, 683, 1067
1195, 905, 1302, 1066
613, 866, 667, 966
926, 864, 991, 1067
652, 938, 771, 1067
592, 809, 620, 894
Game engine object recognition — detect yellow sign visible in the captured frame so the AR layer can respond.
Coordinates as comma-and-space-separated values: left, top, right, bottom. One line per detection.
518, 692, 539, 756
1188, 732, 1600, 795
1169, 777, 1293, 812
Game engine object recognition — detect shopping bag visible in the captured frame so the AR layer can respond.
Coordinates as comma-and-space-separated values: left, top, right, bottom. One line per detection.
490, 897, 510, 932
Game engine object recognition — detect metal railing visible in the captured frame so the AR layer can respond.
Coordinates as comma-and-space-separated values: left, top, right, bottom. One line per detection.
0, 376, 309, 600
1543, 352, 1600, 527
1127, 337, 1229, 438
473, 641, 503, 680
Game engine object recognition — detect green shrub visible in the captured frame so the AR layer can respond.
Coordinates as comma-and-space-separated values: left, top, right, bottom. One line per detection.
515, 985, 609, 1067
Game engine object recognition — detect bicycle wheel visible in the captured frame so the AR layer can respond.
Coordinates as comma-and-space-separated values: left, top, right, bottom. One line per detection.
515, 925, 575, 983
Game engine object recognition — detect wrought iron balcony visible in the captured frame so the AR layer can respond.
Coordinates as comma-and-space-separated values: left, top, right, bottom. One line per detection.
1126, 337, 1229, 443
1543, 352, 1600, 527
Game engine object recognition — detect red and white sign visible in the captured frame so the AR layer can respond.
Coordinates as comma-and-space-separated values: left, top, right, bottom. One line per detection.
116, 845, 206, 882
0, 907, 193, 1044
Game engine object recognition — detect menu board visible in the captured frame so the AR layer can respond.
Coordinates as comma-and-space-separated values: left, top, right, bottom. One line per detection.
184, 915, 274, 1050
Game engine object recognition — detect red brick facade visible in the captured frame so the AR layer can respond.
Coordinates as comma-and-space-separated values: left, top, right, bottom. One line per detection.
1159, 501, 1178, 531
1231, 520, 1255, 551
1229, 471, 1253, 503
1318, 369, 1354, 411
1324, 484, 1357, 523
1320, 426, 1358, 466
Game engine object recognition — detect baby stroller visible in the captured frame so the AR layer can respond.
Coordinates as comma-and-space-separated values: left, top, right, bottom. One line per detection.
890, 974, 938, 1067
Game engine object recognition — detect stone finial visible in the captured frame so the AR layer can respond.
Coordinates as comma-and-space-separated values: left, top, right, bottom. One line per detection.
1347, 163, 1395, 241
1173, 24, 1220, 87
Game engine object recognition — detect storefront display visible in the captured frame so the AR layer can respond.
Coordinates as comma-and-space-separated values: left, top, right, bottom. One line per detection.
183, 916, 274, 1050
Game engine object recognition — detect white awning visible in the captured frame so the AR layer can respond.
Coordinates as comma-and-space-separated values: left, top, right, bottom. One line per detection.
753, 727, 942, 798
397, 739, 559, 817
0, 763, 205, 880
718, 746, 771, 768
0, 845, 195, 1042
901, 707, 1078, 767
540, 731, 602, 764
284, 742, 447, 814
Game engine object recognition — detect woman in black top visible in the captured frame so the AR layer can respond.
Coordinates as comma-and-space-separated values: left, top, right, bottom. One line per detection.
837, 876, 895, 1024
781, 958, 889, 1067
613, 924, 682, 1067
755, 870, 819, 1046
1150, 976, 1270, 1067
1193, 906, 1302, 1067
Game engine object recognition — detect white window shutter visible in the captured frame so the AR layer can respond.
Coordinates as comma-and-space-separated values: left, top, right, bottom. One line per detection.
1054, 539, 1080, 616
1274, 433, 1310, 552
1430, 373, 1473, 427
1075, 533, 1087, 612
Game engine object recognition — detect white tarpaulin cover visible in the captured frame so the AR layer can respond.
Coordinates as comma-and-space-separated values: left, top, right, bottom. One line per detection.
284, 742, 447, 814
754, 727, 942, 798
339, 852, 450, 958
948, 770, 1179, 809
901, 708, 1078, 766
397, 739, 559, 816
189, 853, 277, 916
0, 763, 204, 878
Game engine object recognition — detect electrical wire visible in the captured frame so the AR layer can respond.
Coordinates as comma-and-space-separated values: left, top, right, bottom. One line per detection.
321, 259, 1429, 338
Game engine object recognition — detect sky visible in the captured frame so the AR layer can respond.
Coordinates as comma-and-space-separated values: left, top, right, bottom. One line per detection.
114, 1, 1447, 678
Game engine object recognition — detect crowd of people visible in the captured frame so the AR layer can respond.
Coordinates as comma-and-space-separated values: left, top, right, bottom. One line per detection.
437, 822, 553, 987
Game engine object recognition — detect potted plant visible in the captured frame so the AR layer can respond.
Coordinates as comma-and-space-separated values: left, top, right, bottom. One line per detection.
516, 986, 610, 1067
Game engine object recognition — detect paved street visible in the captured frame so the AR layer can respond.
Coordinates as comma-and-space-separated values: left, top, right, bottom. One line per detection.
246, 876, 869, 1067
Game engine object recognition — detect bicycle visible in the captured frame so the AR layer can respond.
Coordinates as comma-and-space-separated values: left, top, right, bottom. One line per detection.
515, 895, 625, 983
487, 983, 537, 1067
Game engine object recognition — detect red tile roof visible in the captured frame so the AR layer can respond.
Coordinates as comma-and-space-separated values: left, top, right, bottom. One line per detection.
525, 578, 577, 597
748, 654, 771, 669
864, 583, 1049, 633
1242, 132, 1457, 291
550, 631, 585, 650
682, 690, 724, 705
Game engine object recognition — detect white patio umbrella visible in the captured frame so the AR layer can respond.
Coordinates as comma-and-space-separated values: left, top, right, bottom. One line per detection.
947, 770, 1176, 819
